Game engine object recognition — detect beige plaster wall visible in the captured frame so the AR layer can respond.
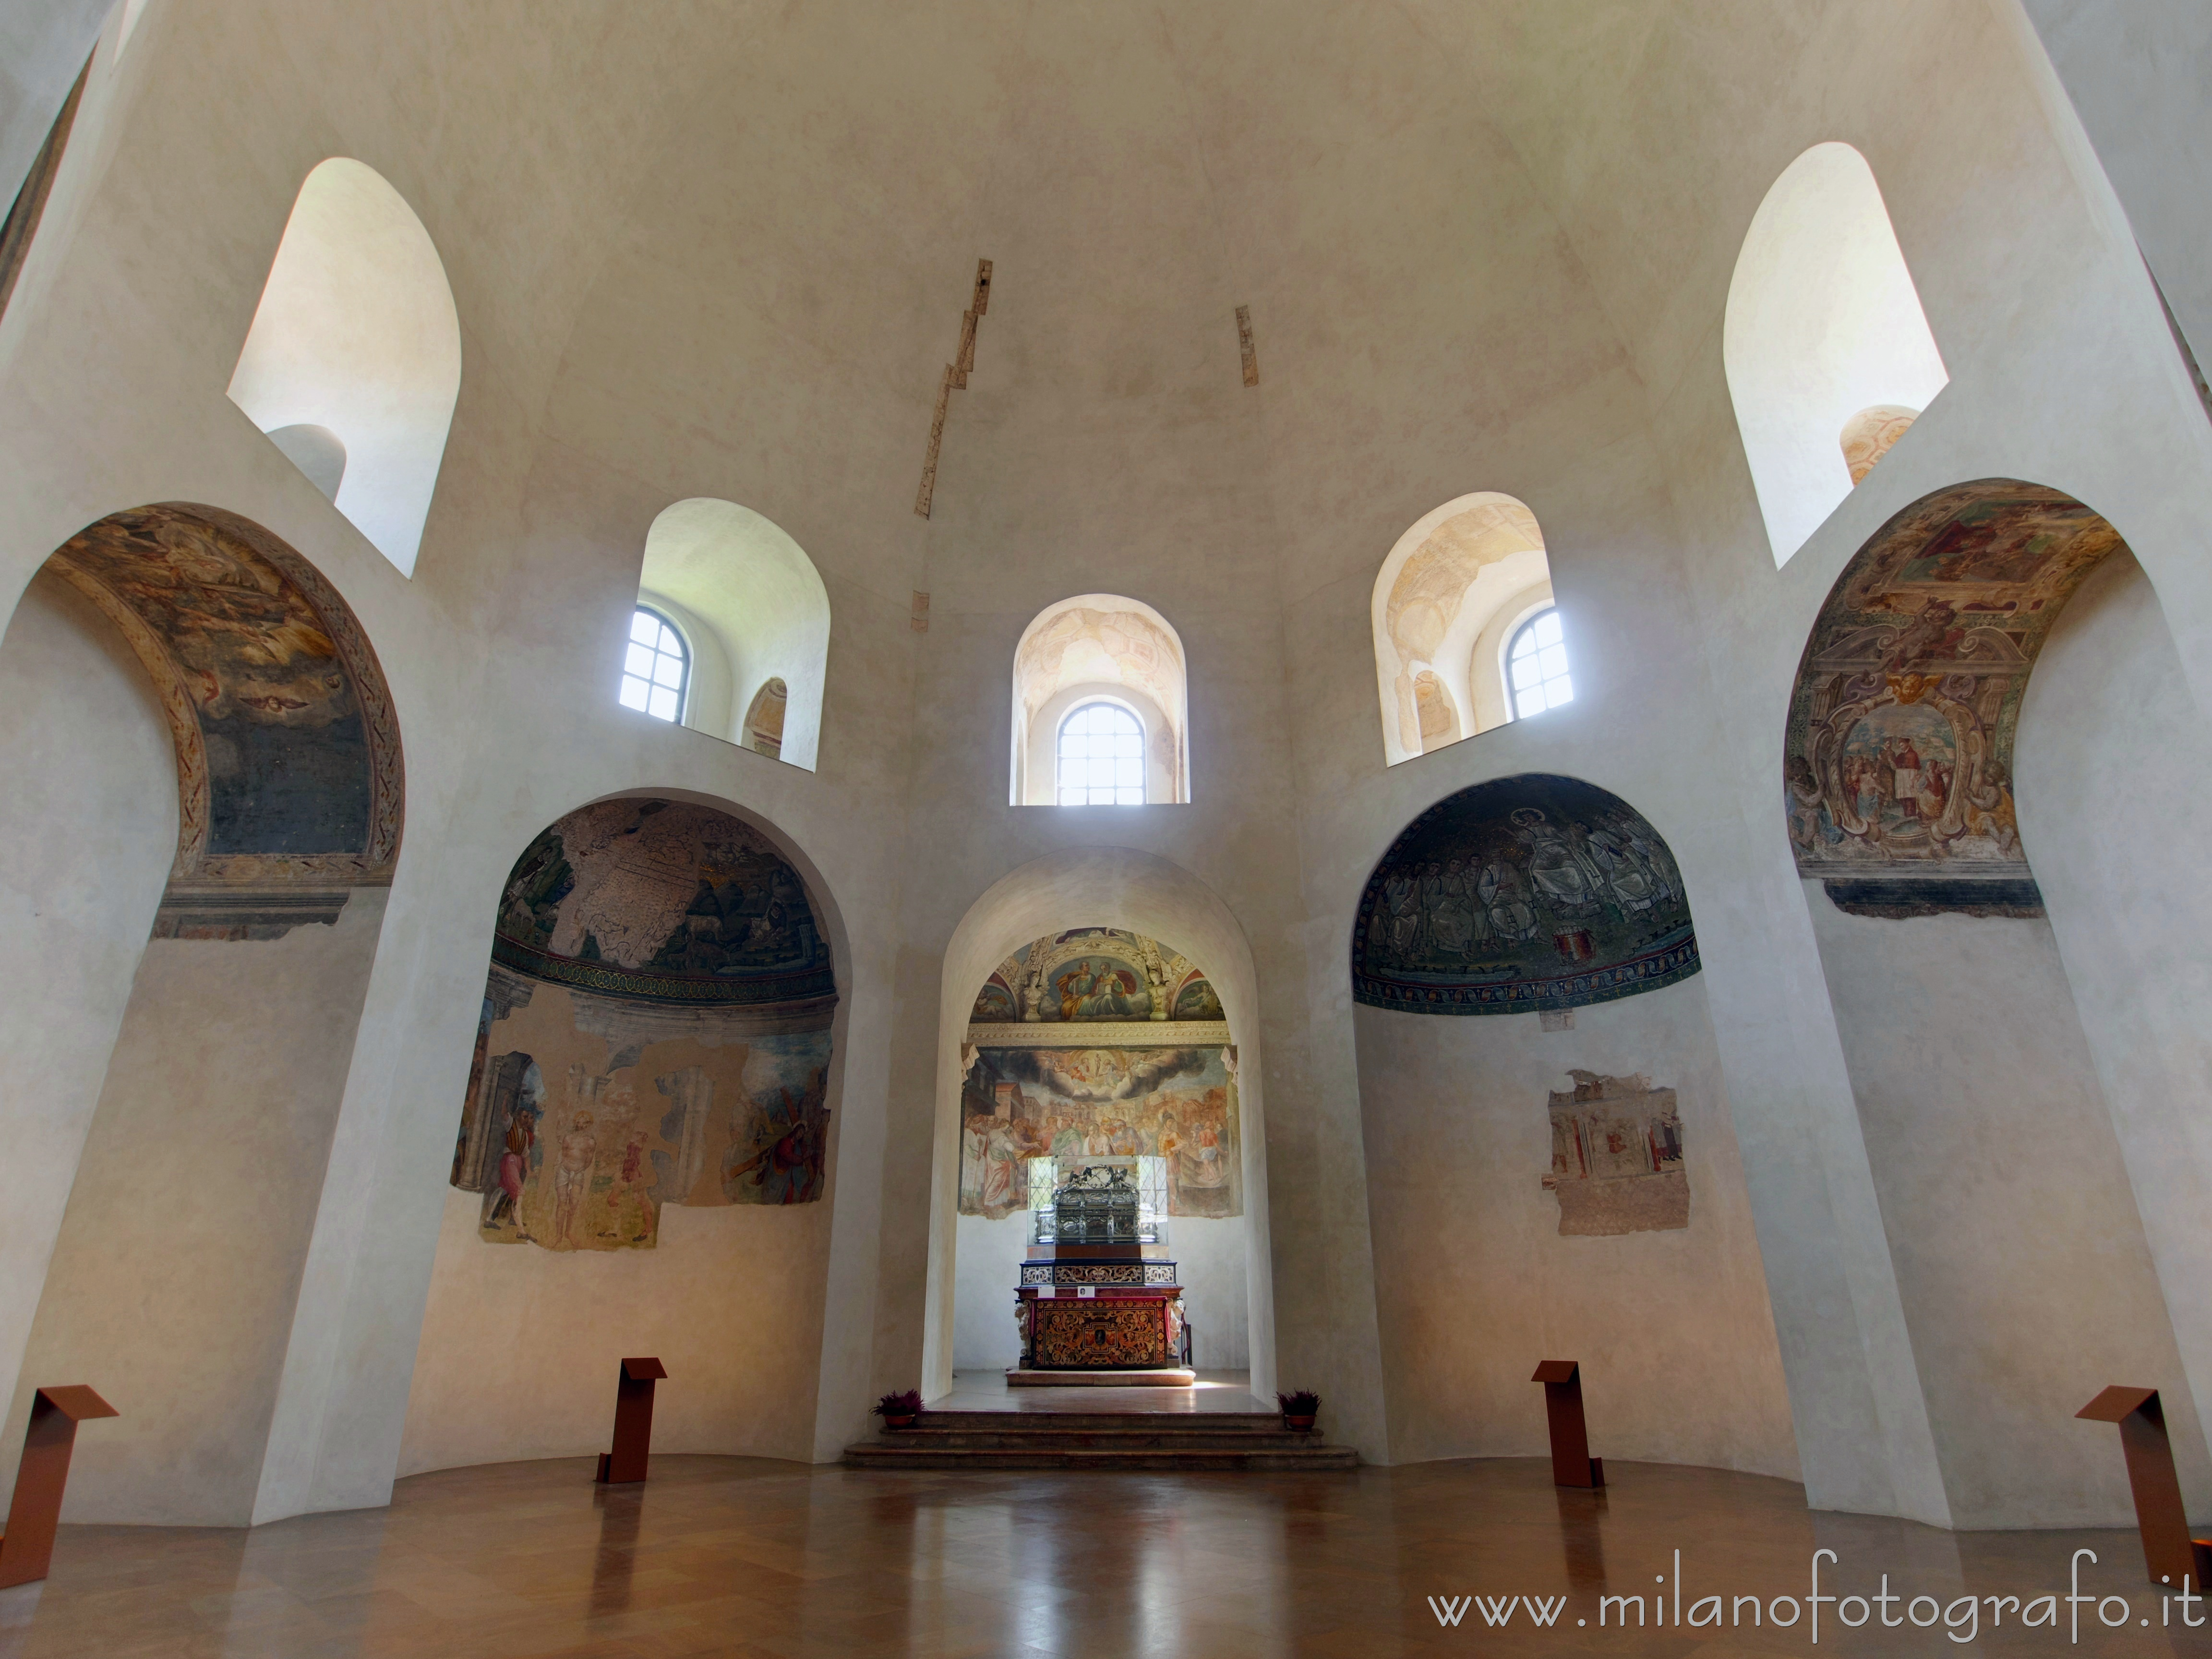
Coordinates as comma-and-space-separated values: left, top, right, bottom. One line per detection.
2013, 551, 2212, 1525
0, 574, 175, 1467
400, 1184, 830, 1474
1, 0, 2210, 1532
1357, 976, 1797, 1477
10, 894, 385, 1525
1808, 889, 2205, 1527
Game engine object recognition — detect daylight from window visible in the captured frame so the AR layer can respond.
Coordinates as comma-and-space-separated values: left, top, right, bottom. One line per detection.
621, 607, 688, 721
1057, 701, 1145, 805
1507, 608, 1572, 720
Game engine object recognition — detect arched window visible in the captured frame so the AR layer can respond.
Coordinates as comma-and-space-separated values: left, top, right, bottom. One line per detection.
1057, 701, 1145, 805
1370, 493, 1553, 765
1011, 595, 1189, 804
1506, 607, 1572, 720
1724, 143, 1948, 567
633, 499, 830, 769
620, 607, 687, 722
226, 158, 461, 578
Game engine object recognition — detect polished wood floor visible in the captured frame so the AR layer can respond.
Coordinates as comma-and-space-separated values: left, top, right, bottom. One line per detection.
6, 1453, 2209, 1657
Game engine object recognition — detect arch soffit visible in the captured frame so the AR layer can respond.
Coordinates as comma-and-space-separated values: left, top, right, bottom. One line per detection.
940, 847, 1259, 1057
1782, 478, 2127, 917
639, 498, 830, 655
1723, 141, 1949, 566
226, 158, 461, 578
41, 503, 404, 935
1012, 594, 1188, 732
1373, 493, 1548, 666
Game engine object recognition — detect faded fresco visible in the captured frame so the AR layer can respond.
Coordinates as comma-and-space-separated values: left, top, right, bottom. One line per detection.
450, 799, 837, 1251
1784, 480, 2125, 917
41, 504, 404, 935
958, 1045, 1239, 1221
969, 927, 1218, 1026
1540, 1071, 1687, 1237
1352, 774, 1699, 1015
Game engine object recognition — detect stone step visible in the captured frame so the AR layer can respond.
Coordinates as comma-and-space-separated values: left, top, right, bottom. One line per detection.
880, 1428, 1323, 1451
910, 1410, 1286, 1432
842, 1441, 1359, 1472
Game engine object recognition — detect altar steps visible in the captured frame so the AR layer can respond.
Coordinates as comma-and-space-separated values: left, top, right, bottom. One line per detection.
842, 1409, 1359, 1471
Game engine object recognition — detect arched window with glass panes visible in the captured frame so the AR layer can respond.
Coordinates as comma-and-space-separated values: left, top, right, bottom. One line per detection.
1505, 607, 1572, 720
1057, 701, 1145, 805
620, 606, 688, 722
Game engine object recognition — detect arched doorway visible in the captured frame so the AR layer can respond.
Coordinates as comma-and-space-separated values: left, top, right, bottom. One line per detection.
1779, 478, 2209, 1527
0, 503, 404, 1526
923, 849, 1274, 1398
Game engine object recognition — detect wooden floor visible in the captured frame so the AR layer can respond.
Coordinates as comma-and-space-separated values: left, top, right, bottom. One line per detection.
4, 1454, 2207, 1657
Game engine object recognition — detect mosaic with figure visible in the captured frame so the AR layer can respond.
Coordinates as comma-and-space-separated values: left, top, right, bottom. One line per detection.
1353, 774, 1698, 1015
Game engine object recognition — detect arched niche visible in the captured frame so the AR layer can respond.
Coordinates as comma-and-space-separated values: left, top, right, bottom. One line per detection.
953, 927, 1243, 1376
1779, 480, 2206, 1527
3, 504, 407, 1526
634, 498, 830, 771
1010, 596, 1189, 805
227, 159, 461, 579
924, 849, 1273, 1398
1348, 776, 1798, 1473
1370, 493, 1553, 766
445, 795, 839, 1250
403, 792, 849, 1477
1725, 143, 1948, 567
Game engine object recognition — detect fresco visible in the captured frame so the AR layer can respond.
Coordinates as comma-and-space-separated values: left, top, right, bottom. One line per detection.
969, 927, 1219, 1026
1783, 480, 2124, 917
958, 1044, 1238, 1221
493, 798, 833, 1005
1540, 1071, 1687, 1237
41, 504, 404, 936
450, 798, 837, 1250
1352, 774, 1699, 1015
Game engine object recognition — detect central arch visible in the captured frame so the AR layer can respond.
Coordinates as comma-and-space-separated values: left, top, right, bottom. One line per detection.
921, 847, 1274, 1398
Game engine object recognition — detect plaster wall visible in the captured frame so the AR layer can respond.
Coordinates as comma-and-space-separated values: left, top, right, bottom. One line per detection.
9, 894, 385, 1526
1356, 976, 1796, 1476
1, 0, 2210, 1533
952, 1211, 1249, 1373
0, 0, 107, 228
399, 1186, 829, 1475
2013, 550, 2212, 1524
1807, 888, 2203, 1527
0, 573, 175, 1464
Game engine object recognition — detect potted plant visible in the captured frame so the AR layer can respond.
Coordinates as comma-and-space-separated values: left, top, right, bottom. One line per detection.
1278, 1390, 1321, 1432
874, 1389, 924, 1431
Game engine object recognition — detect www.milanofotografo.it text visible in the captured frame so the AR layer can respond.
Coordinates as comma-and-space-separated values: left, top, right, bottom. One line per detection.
1427, 1550, 2211, 1643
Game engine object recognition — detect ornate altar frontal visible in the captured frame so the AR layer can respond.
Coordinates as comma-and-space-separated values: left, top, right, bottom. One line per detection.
1013, 1160, 1189, 1378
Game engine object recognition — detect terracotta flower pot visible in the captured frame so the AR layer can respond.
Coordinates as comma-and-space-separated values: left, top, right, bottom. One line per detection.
1284, 1413, 1317, 1432
883, 1413, 917, 1431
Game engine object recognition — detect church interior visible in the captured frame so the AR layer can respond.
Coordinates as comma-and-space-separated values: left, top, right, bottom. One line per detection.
2, 0, 2210, 1652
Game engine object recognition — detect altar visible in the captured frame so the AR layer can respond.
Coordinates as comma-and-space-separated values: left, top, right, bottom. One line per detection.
1012, 1159, 1192, 1383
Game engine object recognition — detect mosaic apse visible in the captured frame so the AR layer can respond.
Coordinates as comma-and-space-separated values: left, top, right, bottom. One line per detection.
1353, 774, 1698, 1015
449, 798, 836, 1251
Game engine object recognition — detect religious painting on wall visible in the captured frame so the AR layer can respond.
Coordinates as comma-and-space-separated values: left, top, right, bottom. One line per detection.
1539, 1070, 1687, 1236
40, 504, 404, 936
960, 926, 1237, 1222
1352, 774, 1698, 1015
1782, 480, 2125, 918
448, 798, 837, 1252
958, 1045, 1239, 1222
969, 926, 1219, 1026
